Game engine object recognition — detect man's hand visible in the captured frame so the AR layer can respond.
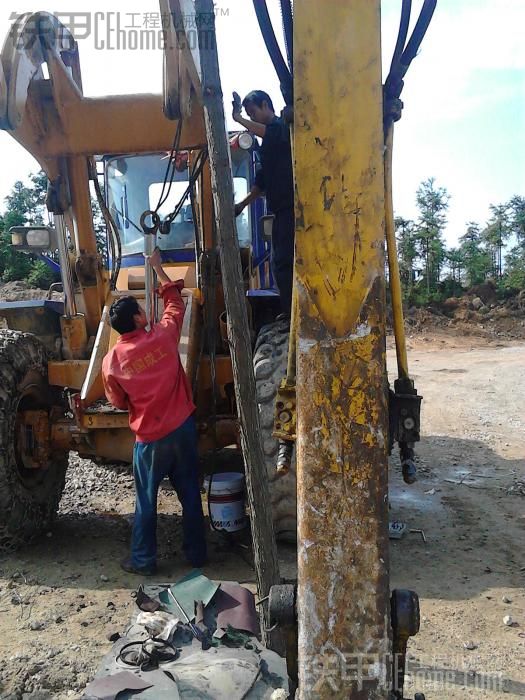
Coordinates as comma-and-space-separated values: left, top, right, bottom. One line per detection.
149, 247, 162, 270
234, 185, 262, 217
148, 247, 171, 286
232, 91, 242, 123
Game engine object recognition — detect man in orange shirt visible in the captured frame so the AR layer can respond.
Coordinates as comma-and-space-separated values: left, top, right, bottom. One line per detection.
103, 249, 206, 575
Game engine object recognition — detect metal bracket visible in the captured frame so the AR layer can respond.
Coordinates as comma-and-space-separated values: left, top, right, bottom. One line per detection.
273, 378, 296, 441
389, 377, 422, 447
391, 589, 421, 700
269, 584, 297, 626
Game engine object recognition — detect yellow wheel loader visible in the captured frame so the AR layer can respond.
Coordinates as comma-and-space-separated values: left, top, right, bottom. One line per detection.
0, 1, 436, 697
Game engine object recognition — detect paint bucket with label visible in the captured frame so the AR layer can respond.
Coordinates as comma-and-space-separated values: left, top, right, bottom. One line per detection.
204, 472, 246, 532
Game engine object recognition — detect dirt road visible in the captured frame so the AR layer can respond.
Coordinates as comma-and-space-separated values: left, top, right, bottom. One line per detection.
388, 334, 525, 699
0, 333, 523, 699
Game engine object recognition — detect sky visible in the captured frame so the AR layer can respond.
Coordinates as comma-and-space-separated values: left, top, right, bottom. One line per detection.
0, 0, 523, 247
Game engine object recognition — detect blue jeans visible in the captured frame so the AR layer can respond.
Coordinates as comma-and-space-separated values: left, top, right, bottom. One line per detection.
271, 206, 295, 315
131, 415, 206, 569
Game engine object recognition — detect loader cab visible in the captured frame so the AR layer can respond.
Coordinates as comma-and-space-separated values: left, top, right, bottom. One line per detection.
103, 133, 270, 292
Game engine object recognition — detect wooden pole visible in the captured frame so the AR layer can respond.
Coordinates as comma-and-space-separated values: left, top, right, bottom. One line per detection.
195, 0, 282, 651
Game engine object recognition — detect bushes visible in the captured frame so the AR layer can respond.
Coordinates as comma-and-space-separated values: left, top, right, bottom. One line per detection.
27, 260, 59, 289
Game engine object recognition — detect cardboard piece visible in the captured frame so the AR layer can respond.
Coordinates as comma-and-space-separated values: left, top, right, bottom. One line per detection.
215, 582, 259, 636
159, 570, 219, 621
83, 671, 152, 700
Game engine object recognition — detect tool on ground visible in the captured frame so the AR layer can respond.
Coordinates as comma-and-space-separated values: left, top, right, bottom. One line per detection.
167, 588, 208, 646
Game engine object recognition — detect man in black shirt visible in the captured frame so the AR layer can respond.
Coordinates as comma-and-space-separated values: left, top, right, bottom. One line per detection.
233, 90, 295, 317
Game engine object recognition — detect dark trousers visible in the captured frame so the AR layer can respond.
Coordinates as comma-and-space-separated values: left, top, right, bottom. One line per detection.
131, 415, 206, 569
271, 206, 295, 315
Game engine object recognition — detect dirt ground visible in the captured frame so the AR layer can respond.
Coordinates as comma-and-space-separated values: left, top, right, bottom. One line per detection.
0, 331, 523, 699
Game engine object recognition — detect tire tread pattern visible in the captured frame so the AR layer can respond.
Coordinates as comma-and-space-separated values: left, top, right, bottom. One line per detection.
253, 320, 297, 541
0, 330, 68, 551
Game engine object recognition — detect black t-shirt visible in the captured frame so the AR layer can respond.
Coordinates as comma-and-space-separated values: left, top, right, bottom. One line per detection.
254, 117, 294, 213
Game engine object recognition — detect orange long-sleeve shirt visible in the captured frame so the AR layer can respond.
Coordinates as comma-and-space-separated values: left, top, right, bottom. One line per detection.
102, 281, 195, 443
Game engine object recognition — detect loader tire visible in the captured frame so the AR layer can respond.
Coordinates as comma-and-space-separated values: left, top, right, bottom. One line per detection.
0, 331, 68, 551
254, 319, 297, 542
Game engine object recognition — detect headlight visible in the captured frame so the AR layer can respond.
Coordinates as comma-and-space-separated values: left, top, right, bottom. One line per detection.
238, 132, 253, 150
9, 226, 56, 251
26, 229, 51, 247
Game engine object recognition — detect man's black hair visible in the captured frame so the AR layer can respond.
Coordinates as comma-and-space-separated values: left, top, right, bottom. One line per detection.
242, 90, 275, 113
109, 296, 141, 335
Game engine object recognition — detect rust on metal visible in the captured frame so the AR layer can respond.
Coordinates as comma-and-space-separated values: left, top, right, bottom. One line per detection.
16, 410, 50, 469
273, 378, 297, 441
48, 360, 89, 390
294, 1, 391, 697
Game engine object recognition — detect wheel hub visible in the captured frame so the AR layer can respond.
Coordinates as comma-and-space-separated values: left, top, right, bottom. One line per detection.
15, 409, 50, 470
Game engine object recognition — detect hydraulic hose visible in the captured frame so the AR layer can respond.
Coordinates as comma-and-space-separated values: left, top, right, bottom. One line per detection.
402, 0, 437, 65
384, 125, 409, 380
278, 0, 293, 71
383, 0, 438, 378
384, 0, 437, 102
389, 0, 412, 75
91, 159, 122, 290
252, 0, 293, 104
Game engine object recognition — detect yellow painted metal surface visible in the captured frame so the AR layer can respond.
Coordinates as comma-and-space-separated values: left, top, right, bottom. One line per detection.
48, 360, 89, 390
59, 315, 88, 361
67, 157, 106, 336
294, 1, 391, 697
91, 429, 135, 463
80, 411, 129, 430
44, 95, 207, 156
117, 264, 198, 292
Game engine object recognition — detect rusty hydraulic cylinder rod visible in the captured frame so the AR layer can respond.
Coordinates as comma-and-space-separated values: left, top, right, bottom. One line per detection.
55, 214, 77, 318
294, 1, 391, 697
144, 233, 159, 330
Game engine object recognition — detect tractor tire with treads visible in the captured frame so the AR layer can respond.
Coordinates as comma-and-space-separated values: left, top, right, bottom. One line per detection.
0, 331, 68, 551
253, 319, 297, 542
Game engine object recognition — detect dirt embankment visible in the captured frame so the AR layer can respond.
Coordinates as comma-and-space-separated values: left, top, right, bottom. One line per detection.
404, 283, 525, 340
0, 281, 63, 303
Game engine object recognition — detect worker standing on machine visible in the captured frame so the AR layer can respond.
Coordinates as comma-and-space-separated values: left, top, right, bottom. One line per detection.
233, 90, 295, 318
102, 249, 206, 575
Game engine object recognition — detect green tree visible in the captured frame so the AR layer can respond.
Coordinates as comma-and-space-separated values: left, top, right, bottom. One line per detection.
395, 216, 417, 298
444, 246, 464, 295
499, 196, 525, 292
459, 222, 491, 287
504, 244, 525, 290
508, 195, 525, 244
414, 177, 449, 297
482, 203, 510, 280
0, 171, 52, 283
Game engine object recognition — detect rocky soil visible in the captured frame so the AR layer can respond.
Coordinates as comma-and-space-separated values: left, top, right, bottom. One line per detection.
0, 281, 55, 303
404, 284, 525, 341
0, 281, 523, 698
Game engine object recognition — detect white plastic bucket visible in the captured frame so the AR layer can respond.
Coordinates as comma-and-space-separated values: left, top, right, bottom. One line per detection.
204, 472, 247, 532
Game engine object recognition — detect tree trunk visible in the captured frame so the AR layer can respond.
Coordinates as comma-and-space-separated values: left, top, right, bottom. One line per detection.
196, 0, 283, 652
426, 240, 430, 295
